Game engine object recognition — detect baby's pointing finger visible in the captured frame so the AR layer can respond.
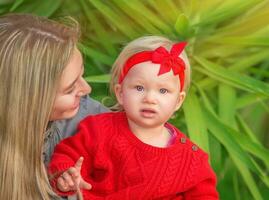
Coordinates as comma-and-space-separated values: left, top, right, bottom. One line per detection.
74, 157, 84, 171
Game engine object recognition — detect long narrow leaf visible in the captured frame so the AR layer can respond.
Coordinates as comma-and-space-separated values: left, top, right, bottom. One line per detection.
231, 156, 263, 200
195, 56, 269, 97
85, 74, 110, 83
88, 0, 139, 38
12, 0, 63, 17
183, 90, 209, 152
203, 107, 260, 175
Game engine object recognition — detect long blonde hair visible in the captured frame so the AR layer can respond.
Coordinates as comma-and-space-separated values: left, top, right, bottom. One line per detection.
110, 36, 191, 110
0, 14, 79, 199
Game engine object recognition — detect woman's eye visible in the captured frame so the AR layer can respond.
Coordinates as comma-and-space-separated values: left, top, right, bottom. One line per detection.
159, 88, 168, 94
66, 86, 76, 94
135, 85, 144, 91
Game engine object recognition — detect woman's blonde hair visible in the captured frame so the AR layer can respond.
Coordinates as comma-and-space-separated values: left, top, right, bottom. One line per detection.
110, 36, 191, 110
0, 14, 79, 199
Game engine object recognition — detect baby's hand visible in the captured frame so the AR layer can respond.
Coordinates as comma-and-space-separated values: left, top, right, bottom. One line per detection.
57, 157, 92, 192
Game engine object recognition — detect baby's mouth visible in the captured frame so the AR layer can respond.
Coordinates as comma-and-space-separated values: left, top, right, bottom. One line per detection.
140, 109, 157, 117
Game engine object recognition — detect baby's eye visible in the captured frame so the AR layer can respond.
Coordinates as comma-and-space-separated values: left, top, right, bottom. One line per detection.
159, 88, 168, 94
135, 85, 144, 91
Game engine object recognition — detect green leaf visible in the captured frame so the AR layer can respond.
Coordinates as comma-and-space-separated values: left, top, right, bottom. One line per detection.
235, 93, 268, 109
197, 51, 269, 93
194, 56, 269, 97
203, 106, 269, 188
148, 0, 179, 22
79, 43, 114, 66
79, 0, 117, 55
0, 2, 11, 14
9, 0, 24, 11
229, 51, 269, 71
218, 85, 236, 127
198, 0, 264, 27
215, 3, 269, 36
212, 36, 269, 46
174, 14, 190, 38
111, 0, 163, 35
233, 171, 240, 200
88, 0, 139, 38
183, 90, 209, 152
11, 0, 63, 17
85, 74, 110, 83
231, 156, 263, 200
203, 107, 259, 174
236, 115, 269, 168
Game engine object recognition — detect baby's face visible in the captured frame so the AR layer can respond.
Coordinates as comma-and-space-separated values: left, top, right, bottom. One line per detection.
115, 61, 185, 129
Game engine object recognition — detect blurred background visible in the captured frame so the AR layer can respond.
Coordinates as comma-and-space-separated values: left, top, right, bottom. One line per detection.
1, 0, 268, 199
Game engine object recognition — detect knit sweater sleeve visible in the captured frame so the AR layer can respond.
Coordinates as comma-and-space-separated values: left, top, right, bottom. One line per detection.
48, 115, 99, 196
183, 154, 219, 200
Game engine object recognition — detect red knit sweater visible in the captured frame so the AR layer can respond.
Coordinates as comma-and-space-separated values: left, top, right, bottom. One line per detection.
49, 112, 219, 200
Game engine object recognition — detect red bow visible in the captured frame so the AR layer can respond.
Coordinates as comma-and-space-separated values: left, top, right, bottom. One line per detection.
151, 42, 187, 91
119, 42, 187, 91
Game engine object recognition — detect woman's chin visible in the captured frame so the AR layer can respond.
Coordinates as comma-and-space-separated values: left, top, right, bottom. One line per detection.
65, 106, 80, 119
50, 106, 80, 121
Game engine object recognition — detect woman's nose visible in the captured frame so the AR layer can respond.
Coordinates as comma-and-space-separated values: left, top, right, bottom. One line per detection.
77, 78, 92, 96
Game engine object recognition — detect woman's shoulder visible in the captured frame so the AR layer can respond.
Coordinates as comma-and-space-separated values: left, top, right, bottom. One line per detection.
53, 95, 109, 137
80, 95, 110, 115
43, 96, 109, 165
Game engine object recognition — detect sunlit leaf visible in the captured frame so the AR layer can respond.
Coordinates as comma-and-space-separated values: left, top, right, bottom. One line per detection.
11, 0, 63, 17
85, 74, 110, 83
183, 90, 209, 152
195, 56, 269, 96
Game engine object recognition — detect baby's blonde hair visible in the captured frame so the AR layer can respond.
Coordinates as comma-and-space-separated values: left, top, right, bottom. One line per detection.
110, 36, 191, 110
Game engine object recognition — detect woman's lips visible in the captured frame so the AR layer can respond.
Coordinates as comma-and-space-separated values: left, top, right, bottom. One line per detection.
72, 99, 80, 109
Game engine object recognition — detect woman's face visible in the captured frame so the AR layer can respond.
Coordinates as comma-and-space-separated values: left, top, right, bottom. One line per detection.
49, 48, 91, 121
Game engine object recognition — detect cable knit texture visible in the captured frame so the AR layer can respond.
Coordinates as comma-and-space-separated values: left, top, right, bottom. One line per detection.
48, 112, 219, 200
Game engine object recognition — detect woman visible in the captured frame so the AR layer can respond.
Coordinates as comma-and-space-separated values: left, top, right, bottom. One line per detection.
0, 13, 108, 199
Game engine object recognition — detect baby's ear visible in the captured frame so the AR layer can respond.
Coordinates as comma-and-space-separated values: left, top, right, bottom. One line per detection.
114, 84, 123, 105
175, 91, 186, 111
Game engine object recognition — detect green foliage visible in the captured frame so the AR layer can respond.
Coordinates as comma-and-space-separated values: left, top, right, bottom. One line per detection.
1, 0, 269, 199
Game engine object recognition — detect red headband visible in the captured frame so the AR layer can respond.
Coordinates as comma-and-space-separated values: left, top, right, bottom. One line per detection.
119, 42, 187, 92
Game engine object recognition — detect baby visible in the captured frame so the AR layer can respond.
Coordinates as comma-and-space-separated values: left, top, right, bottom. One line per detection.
49, 36, 219, 200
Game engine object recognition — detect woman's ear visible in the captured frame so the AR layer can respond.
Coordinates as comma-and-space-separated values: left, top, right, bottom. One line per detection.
114, 84, 123, 105
175, 91, 186, 111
